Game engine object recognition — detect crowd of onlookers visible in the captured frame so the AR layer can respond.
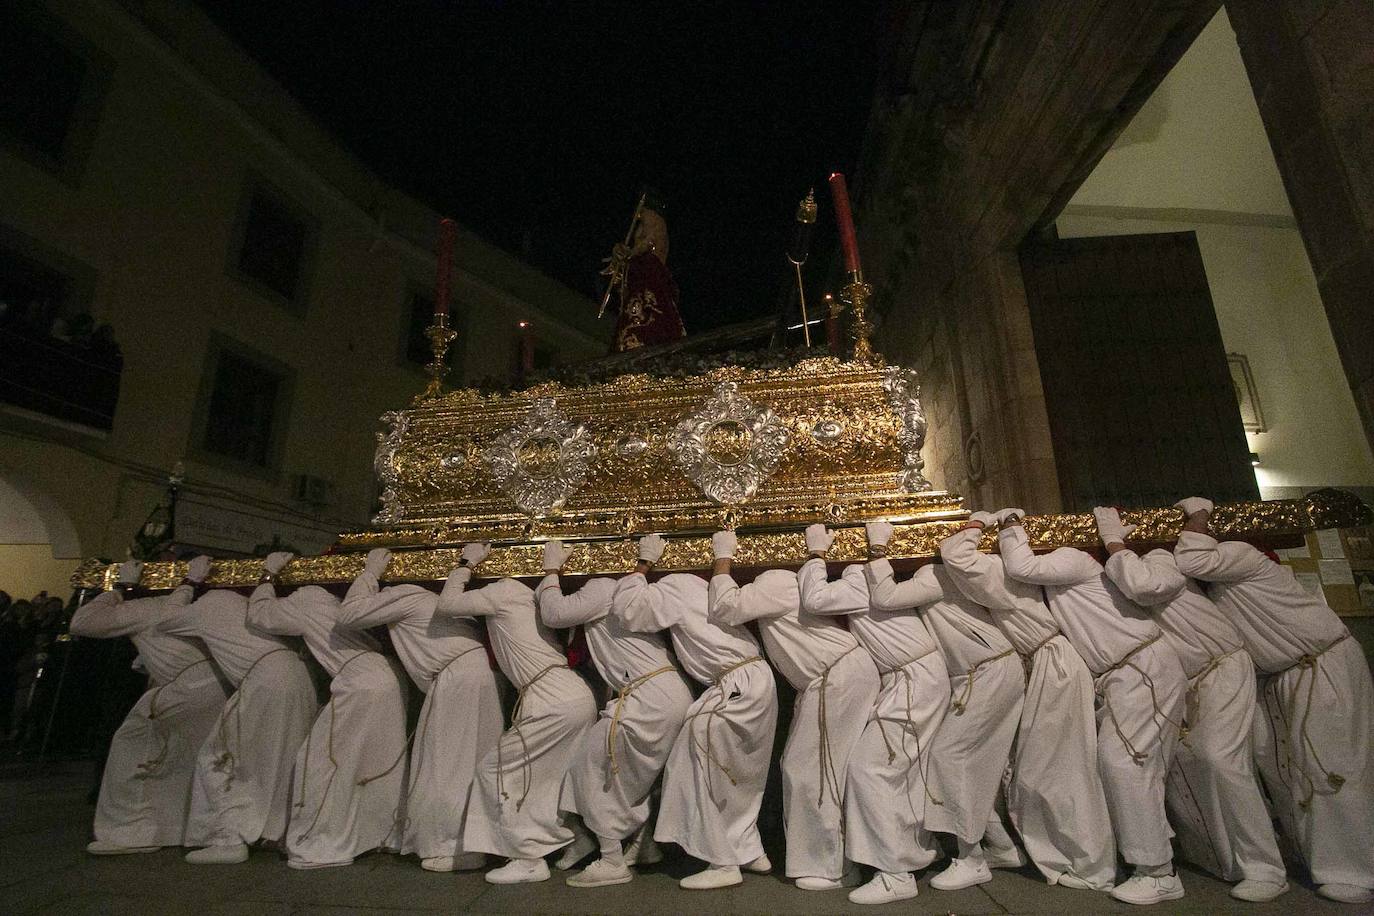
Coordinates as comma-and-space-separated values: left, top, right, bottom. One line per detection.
0, 590, 71, 751
0, 298, 123, 370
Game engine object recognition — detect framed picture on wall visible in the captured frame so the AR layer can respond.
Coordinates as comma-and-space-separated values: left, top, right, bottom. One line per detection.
1228, 353, 1266, 433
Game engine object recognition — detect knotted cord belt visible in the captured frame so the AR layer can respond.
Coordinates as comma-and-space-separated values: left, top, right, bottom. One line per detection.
816, 645, 861, 808
1261, 631, 1352, 809
1018, 631, 1061, 683
497, 663, 568, 811
1095, 630, 1186, 765
683, 655, 763, 798
213, 647, 297, 787
607, 665, 677, 777
292, 651, 380, 844
1182, 645, 1244, 739
137, 657, 214, 774
950, 647, 1016, 716
874, 648, 944, 814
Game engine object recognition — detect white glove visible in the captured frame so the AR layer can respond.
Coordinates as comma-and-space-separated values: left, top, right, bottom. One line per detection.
263, 551, 294, 576
968, 510, 999, 529
712, 530, 737, 560
996, 508, 1026, 525
866, 520, 894, 548
364, 548, 390, 579
117, 559, 144, 586
805, 523, 834, 555
1093, 507, 1136, 547
638, 534, 666, 564
1174, 496, 1214, 517
186, 555, 212, 583
543, 540, 573, 572
461, 542, 491, 567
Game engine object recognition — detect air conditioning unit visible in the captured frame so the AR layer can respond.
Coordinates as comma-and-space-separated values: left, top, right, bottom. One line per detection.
291, 473, 334, 508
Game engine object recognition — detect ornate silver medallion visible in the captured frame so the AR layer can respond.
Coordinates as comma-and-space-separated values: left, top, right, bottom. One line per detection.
484, 399, 598, 517
372, 410, 410, 524
670, 382, 790, 504
882, 367, 933, 492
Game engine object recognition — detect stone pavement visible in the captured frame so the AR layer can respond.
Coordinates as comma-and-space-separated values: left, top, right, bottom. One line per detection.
2, 766, 1366, 916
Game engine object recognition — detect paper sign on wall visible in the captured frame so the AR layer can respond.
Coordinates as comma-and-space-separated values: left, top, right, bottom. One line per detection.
1319, 559, 1356, 586
1315, 529, 1345, 559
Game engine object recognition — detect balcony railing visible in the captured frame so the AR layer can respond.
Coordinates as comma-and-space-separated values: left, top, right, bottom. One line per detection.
0, 326, 121, 431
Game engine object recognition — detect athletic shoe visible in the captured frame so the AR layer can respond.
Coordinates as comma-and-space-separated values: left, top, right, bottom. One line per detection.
1230, 879, 1288, 902
680, 864, 742, 889
554, 829, 597, 870
984, 844, 1027, 869
796, 868, 861, 891
849, 871, 919, 905
484, 858, 551, 884
1109, 873, 1184, 905
625, 829, 662, 866
1318, 883, 1374, 904
1056, 873, 1099, 890
930, 857, 992, 890
421, 852, 487, 872
566, 858, 634, 887
743, 853, 772, 874
184, 843, 249, 865
86, 841, 159, 856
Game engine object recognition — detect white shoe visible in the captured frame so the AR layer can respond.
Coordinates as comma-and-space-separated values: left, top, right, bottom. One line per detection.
421, 852, 486, 872
86, 840, 159, 855
743, 853, 772, 874
484, 858, 550, 884
566, 858, 634, 888
984, 844, 1027, 869
1110, 873, 1184, 905
849, 871, 919, 905
930, 857, 992, 890
625, 828, 662, 866
1230, 879, 1288, 902
1056, 873, 1098, 890
680, 865, 742, 890
796, 867, 862, 891
1318, 883, 1374, 904
184, 844, 248, 865
554, 829, 597, 870
287, 857, 351, 870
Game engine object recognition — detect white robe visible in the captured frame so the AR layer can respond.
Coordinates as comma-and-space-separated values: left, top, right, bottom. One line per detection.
537, 575, 692, 842
71, 588, 229, 848
160, 589, 317, 848
939, 529, 1116, 889
798, 560, 949, 873
248, 584, 409, 867
613, 572, 778, 866
1000, 526, 1186, 867
866, 559, 1024, 847
339, 571, 503, 861
439, 572, 596, 860
1105, 548, 1284, 885
710, 569, 879, 880
1176, 531, 1374, 891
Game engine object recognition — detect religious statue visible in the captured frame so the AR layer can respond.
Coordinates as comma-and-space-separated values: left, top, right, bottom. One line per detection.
599, 191, 686, 353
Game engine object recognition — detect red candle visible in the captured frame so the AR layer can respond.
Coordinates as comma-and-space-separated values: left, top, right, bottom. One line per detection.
828, 172, 861, 273
518, 320, 534, 373
434, 217, 456, 320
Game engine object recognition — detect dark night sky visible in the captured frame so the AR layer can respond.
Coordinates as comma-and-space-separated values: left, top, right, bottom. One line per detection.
196, 1, 884, 332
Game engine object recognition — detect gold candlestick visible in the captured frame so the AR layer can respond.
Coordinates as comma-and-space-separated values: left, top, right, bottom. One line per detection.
415, 314, 458, 403
840, 270, 875, 362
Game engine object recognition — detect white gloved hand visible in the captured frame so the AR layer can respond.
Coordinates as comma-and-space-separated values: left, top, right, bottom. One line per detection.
263, 551, 294, 575
461, 542, 491, 567
364, 548, 390, 579
186, 555, 212, 583
968, 510, 999, 529
1174, 496, 1214, 517
543, 540, 573, 572
638, 534, 666, 564
1093, 507, 1136, 547
996, 508, 1026, 526
866, 520, 895, 548
117, 559, 144, 586
712, 530, 737, 560
805, 523, 835, 555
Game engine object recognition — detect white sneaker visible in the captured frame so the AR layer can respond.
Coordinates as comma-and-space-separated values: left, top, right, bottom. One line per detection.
1318, 883, 1374, 904
930, 857, 992, 890
984, 844, 1027, 869
184, 844, 248, 865
849, 871, 919, 905
1231, 879, 1288, 902
287, 857, 351, 870
625, 828, 662, 866
1110, 873, 1184, 905
1056, 873, 1098, 890
743, 853, 772, 874
421, 852, 486, 872
680, 865, 742, 890
796, 868, 861, 891
484, 858, 551, 884
86, 840, 159, 855
566, 858, 634, 888
554, 828, 597, 870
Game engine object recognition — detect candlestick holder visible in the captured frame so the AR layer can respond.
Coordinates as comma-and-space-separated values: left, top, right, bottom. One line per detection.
415, 314, 457, 403
839, 270, 876, 363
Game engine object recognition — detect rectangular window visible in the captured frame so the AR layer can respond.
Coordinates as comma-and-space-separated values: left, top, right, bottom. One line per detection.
191, 335, 294, 476
229, 177, 317, 311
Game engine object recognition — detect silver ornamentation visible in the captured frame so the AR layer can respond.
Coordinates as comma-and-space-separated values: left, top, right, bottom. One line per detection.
440, 452, 467, 469
882, 366, 932, 492
484, 398, 598, 517
810, 419, 844, 444
670, 382, 790, 504
615, 434, 650, 458
372, 410, 411, 523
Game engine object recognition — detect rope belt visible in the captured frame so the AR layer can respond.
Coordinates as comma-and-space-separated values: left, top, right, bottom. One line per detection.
1096, 630, 1186, 765
1182, 645, 1245, 737
497, 663, 569, 811
682, 656, 764, 798
1262, 631, 1352, 808
213, 647, 297, 786
1018, 631, 1061, 683
815, 645, 861, 808
607, 665, 678, 776
292, 651, 379, 844
950, 647, 1016, 716
137, 657, 214, 774
874, 649, 944, 815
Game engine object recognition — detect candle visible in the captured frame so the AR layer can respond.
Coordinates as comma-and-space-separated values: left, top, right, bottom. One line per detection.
518, 320, 534, 374
828, 172, 861, 273
434, 217, 456, 321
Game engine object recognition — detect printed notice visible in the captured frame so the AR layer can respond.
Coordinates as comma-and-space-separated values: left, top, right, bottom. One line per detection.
1315, 529, 1345, 559
1318, 559, 1356, 586
1277, 545, 1310, 560
1294, 571, 1326, 599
